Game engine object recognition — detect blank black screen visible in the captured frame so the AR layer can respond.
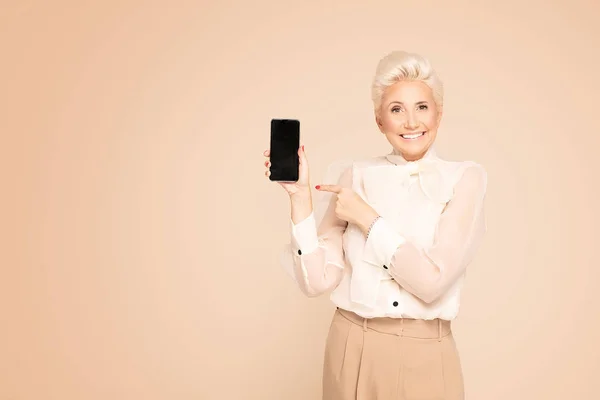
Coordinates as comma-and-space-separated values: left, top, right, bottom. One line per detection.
269, 119, 300, 182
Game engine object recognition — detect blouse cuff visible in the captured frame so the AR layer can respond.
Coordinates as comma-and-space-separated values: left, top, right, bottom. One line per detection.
362, 217, 406, 269
290, 212, 319, 255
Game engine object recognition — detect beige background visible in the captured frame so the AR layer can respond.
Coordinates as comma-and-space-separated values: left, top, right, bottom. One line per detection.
1, 1, 599, 399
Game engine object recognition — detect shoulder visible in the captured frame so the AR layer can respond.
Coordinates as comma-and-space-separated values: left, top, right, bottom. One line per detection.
343, 155, 388, 170
349, 156, 393, 175
443, 160, 487, 198
327, 156, 387, 186
434, 155, 486, 183
457, 161, 487, 190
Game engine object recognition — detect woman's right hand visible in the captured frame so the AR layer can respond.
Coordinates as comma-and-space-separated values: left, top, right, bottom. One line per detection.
263, 145, 311, 197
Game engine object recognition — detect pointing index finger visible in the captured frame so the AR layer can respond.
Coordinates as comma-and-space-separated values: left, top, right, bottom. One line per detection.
316, 184, 341, 193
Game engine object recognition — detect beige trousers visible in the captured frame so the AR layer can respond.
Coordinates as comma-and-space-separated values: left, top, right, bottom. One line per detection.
323, 308, 464, 400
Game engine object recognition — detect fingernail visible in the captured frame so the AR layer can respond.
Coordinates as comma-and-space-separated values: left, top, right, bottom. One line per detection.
302, 145, 304, 151
315, 185, 320, 189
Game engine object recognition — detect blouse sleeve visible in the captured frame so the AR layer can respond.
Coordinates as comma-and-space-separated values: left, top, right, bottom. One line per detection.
280, 167, 352, 297
361, 164, 488, 303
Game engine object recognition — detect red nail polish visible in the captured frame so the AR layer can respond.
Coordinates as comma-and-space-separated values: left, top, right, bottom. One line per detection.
315, 185, 320, 189
302, 145, 304, 151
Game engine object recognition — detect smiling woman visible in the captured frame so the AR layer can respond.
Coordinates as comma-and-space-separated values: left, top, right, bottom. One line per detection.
264, 50, 487, 400
373, 53, 444, 162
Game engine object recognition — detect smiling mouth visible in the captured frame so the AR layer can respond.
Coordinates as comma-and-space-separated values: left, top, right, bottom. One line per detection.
400, 131, 426, 139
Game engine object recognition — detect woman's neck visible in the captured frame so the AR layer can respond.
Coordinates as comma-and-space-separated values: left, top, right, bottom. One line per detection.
390, 145, 436, 163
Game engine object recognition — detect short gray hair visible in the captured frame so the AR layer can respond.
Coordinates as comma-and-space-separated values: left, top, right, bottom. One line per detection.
371, 51, 444, 112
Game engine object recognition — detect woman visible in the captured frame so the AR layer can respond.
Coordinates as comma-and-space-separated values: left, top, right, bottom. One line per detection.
263, 50, 487, 400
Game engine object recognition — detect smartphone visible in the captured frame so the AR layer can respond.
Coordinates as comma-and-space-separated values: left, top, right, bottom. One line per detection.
269, 119, 300, 182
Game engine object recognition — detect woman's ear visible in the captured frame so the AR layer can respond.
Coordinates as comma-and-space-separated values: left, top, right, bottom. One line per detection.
374, 109, 384, 132
436, 106, 443, 124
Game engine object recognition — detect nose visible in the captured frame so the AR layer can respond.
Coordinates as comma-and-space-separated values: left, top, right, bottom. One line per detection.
404, 111, 419, 130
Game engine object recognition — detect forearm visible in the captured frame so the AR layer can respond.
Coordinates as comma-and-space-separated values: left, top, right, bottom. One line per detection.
361, 218, 452, 303
290, 190, 313, 225
361, 165, 487, 303
287, 190, 347, 297
356, 210, 381, 236
290, 249, 344, 297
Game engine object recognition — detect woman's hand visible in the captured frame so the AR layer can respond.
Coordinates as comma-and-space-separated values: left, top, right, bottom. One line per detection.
316, 184, 380, 235
263, 145, 311, 198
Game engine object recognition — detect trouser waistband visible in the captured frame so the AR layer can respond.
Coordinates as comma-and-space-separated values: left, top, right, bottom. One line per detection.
336, 307, 451, 341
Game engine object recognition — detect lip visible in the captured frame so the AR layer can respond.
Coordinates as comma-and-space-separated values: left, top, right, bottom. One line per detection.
400, 131, 427, 139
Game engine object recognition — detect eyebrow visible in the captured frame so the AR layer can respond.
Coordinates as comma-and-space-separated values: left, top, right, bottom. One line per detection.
388, 101, 429, 106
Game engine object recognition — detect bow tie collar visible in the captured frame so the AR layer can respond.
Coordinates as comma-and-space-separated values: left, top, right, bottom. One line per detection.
360, 146, 452, 205
387, 158, 436, 177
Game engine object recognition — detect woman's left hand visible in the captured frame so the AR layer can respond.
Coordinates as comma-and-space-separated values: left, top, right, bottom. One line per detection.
316, 184, 380, 235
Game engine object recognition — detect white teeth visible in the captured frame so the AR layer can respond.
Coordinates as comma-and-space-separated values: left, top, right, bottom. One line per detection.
401, 132, 424, 139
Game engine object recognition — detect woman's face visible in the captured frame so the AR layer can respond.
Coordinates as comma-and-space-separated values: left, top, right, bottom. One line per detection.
375, 80, 442, 161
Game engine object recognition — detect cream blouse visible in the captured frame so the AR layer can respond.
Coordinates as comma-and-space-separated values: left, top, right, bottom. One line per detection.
279, 146, 488, 320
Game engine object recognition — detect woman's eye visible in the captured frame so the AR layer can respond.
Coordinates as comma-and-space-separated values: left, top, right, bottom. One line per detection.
418, 105, 428, 110
391, 107, 401, 112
